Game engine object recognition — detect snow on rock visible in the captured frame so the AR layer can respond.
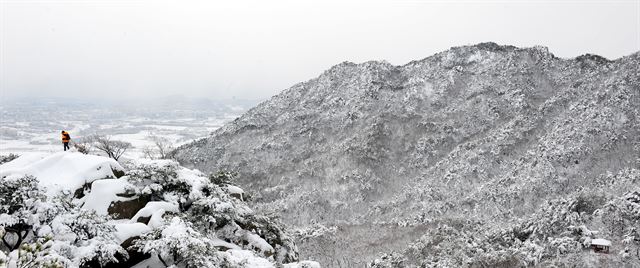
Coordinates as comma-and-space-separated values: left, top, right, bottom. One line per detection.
224, 249, 275, 268
211, 238, 241, 250
82, 178, 135, 215
1, 152, 313, 267
591, 238, 611, 247
146, 207, 169, 228
129, 201, 179, 224
226, 185, 245, 200
0, 152, 47, 167
226, 185, 244, 194
0, 152, 123, 196
113, 222, 151, 244
244, 232, 275, 254
284, 261, 322, 268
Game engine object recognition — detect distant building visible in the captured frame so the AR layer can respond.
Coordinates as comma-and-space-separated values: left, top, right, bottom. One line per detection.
590, 238, 611, 253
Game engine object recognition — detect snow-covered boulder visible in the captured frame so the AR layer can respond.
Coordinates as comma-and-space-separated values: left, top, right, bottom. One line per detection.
0, 153, 317, 268
0, 152, 124, 197
82, 178, 137, 216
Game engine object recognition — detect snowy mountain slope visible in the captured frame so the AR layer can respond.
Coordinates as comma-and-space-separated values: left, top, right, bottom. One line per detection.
0, 152, 319, 268
371, 170, 640, 267
172, 43, 639, 266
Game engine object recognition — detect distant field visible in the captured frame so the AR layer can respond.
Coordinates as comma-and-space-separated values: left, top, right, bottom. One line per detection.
0, 98, 256, 158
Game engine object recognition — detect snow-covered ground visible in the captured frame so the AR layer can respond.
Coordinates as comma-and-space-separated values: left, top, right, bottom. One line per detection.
0, 152, 123, 196
0, 152, 320, 267
0, 98, 255, 158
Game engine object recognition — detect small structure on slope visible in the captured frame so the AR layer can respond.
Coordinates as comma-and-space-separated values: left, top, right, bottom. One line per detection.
590, 238, 611, 253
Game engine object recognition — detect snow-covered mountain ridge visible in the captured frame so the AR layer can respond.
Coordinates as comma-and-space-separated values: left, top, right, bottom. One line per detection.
0, 152, 319, 268
172, 43, 639, 267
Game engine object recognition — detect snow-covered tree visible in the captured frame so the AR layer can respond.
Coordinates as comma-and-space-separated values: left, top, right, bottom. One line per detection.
133, 217, 226, 268
0, 175, 44, 251
1, 153, 312, 267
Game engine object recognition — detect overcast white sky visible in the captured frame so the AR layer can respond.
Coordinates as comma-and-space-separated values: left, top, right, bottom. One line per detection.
1, 0, 639, 101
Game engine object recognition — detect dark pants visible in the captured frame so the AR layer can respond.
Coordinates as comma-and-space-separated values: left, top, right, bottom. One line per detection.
63, 142, 70, 151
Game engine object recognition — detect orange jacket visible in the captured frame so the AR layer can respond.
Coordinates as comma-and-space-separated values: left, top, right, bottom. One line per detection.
62, 131, 71, 142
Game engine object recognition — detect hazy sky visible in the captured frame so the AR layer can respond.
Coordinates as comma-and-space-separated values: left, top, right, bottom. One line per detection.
1, 0, 639, 101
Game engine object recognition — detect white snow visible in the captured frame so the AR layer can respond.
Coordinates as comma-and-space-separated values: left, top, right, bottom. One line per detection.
82, 178, 135, 215
0, 152, 123, 196
226, 185, 245, 200
0, 215, 17, 228
113, 222, 151, 244
244, 232, 274, 253
284, 261, 322, 268
0, 152, 48, 168
226, 185, 244, 195
175, 167, 209, 199
210, 238, 241, 250
130, 201, 179, 224
146, 208, 169, 228
224, 249, 274, 268
591, 238, 611, 247
160, 217, 190, 239
143, 124, 187, 131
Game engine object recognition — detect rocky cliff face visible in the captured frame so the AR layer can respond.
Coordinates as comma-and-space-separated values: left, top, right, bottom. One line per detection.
173, 43, 640, 267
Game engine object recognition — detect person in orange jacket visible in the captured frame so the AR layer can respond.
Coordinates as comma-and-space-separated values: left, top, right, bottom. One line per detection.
61, 130, 71, 151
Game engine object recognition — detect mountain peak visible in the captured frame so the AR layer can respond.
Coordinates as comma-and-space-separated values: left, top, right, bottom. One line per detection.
173, 43, 639, 266
574, 53, 613, 65
466, 41, 518, 52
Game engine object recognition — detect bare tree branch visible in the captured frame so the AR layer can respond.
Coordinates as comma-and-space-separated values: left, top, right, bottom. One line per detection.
92, 135, 132, 161
144, 132, 174, 159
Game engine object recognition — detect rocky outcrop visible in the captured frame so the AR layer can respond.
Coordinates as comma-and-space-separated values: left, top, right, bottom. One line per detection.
0, 154, 314, 268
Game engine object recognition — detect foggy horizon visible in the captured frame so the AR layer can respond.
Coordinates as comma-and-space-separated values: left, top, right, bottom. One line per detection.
1, 0, 639, 101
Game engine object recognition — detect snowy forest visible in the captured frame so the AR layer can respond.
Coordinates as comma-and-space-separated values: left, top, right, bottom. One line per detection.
174, 43, 640, 267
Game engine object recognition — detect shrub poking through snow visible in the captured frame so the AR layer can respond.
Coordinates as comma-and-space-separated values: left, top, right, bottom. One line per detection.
0, 175, 45, 251
132, 217, 226, 267
0, 154, 18, 165
209, 171, 237, 186
0, 153, 313, 267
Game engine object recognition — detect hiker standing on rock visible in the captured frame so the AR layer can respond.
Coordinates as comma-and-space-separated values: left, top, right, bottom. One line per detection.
61, 130, 71, 151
